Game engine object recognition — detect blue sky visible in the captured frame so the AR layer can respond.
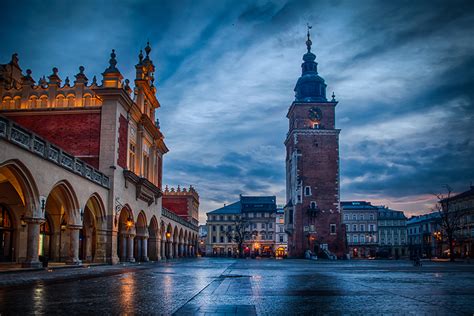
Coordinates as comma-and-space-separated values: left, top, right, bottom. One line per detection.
2, 0, 473, 223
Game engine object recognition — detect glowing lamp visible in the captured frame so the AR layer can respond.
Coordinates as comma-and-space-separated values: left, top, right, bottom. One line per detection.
166, 232, 171, 239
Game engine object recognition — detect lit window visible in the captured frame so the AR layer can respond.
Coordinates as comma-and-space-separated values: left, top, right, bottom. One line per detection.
128, 143, 136, 172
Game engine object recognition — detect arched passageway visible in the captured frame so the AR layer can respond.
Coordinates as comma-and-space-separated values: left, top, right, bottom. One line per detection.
0, 161, 40, 267
134, 212, 148, 262
117, 207, 135, 262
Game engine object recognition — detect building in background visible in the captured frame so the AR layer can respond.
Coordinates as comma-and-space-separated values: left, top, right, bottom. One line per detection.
440, 186, 474, 258
377, 206, 407, 258
163, 185, 199, 226
198, 224, 207, 256
0, 47, 199, 267
206, 196, 277, 257
341, 201, 378, 258
205, 202, 241, 256
284, 28, 345, 258
407, 212, 442, 259
275, 206, 288, 257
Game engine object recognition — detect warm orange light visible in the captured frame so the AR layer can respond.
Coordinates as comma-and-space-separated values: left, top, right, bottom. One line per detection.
126, 220, 133, 228
254, 243, 260, 250
166, 232, 171, 239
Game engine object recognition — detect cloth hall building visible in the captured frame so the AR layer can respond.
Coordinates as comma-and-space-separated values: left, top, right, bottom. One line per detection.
0, 45, 199, 267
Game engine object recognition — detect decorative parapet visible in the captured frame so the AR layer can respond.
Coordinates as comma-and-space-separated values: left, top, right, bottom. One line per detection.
163, 185, 199, 199
162, 207, 198, 231
0, 115, 109, 188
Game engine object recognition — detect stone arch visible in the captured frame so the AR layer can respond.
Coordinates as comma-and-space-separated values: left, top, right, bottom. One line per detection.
148, 216, 159, 261
134, 212, 148, 261
83, 93, 93, 106
39, 95, 48, 108
117, 205, 135, 262
2, 96, 12, 109
80, 193, 106, 263
45, 180, 81, 263
56, 94, 65, 107
28, 95, 38, 108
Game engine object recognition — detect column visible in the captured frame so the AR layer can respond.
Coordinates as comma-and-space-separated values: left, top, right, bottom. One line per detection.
66, 225, 82, 265
142, 237, 149, 261
120, 233, 127, 262
156, 237, 162, 260
174, 241, 179, 259
136, 237, 142, 261
127, 234, 135, 262
161, 239, 165, 259
179, 243, 184, 257
168, 240, 173, 259
22, 218, 44, 268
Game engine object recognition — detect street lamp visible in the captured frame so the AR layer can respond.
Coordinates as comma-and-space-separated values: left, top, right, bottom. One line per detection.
166, 232, 171, 239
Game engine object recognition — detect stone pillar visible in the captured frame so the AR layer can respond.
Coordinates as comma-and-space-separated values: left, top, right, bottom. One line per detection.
66, 225, 82, 265
120, 233, 127, 262
127, 234, 135, 262
179, 243, 183, 257
174, 241, 179, 259
169, 240, 174, 259
187, 244, 191, 257
136, 237, 142, 261
156, 237, 162, 260
22, 218, 44, 268
142, 237, 149, 262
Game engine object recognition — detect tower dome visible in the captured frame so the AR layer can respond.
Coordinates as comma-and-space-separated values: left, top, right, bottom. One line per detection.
294, 27, 327, 102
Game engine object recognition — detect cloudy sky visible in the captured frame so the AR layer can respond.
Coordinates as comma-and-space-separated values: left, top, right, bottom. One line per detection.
2, 0, 473, 223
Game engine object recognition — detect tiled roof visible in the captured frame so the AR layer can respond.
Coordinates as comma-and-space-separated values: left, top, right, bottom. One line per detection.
406, 212, 441, 225
206, 201, 241, 215
341, 201, 377, 210
240, 195, 276, 204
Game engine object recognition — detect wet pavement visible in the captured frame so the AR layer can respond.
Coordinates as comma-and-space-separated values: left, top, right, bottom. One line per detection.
1, 258, 473, 315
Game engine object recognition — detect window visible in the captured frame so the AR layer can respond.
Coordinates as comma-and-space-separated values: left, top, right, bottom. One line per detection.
220, 225, 224, 231
256, 212, 261, 218
360, 214, 364, 220
330, 224, 336, 235
279, 235, 284, 242
304, 186, 311, 196
310, 201, 317, 209
360, 224, 365, 232
212, 225, 216, 232
346, 224, 350, 232
369, 214, 374, 220
352, 214, 357, 220
253, 223, 257, 229
212, 236, 216, 243
220, 215, 223, 220
269, 223, 273, 229
360, 234, 365, 243
353, 235, 358, 243
220, 236, 224, 243
268, 234, 273, 240
128, 143, 136, 172
353, 224, 357, 232
261, 223, 266, 229
279, 226, 284, 233
344, 214, 349, 221
289, 209, 293, 224
142, 152, 150, 178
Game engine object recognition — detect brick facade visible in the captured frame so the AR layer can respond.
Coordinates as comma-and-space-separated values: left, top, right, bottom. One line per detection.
7, 111, 101, 168
117, 114, 128, 169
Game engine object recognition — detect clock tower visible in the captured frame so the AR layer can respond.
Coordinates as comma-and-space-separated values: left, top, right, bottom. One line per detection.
284, 28, 346, 258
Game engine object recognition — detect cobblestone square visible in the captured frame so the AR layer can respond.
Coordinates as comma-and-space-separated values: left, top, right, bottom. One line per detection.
1, 258, 473, 315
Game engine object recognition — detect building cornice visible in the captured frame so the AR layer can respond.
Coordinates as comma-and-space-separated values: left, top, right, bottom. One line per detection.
284, 128, 341, 145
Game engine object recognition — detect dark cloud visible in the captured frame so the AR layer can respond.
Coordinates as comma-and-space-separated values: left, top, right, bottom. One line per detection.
1, 0, 473, 220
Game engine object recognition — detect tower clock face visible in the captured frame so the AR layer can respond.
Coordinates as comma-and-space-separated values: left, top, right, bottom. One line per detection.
309, 107, 322, 122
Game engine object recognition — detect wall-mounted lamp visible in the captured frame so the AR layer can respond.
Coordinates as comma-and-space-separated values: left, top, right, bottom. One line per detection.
20, 215, 27, 228
40, 196, 46, 214
166, 232, 171, 239
79, 208, 84, 223
126, 216, 133, 229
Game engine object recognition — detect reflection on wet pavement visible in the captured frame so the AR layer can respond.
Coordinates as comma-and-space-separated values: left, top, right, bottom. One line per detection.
1, 258, 473, 315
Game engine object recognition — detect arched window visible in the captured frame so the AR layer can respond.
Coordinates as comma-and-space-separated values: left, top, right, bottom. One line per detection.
40, 95, 48, 108
67, 94, 75, 107
83, 94, 92, 106
0, 205, 13, 261
28, 96, 38, 109
13, 96, 21, 109
56, 95, 65, 107
2, 97, 11, 109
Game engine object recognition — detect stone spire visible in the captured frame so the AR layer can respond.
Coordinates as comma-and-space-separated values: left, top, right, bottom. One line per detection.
294, 25, 327, 103
74, 66, 88, 84
102, 49, 123, 88
21, 69, 35, 86
48, 67, 61, 85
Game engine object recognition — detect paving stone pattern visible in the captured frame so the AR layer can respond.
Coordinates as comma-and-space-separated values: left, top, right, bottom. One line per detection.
0, 258, 473, 315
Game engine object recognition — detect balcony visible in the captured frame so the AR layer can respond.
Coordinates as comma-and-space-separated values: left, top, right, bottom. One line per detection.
123, 170, 161, 205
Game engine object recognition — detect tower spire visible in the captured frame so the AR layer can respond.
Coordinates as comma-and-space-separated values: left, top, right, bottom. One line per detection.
306, 24, 312, 52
